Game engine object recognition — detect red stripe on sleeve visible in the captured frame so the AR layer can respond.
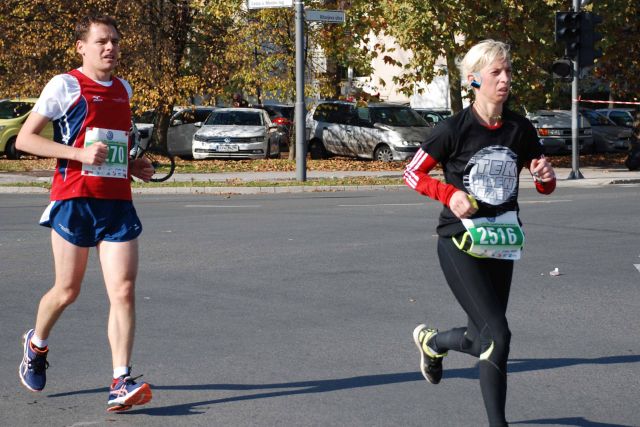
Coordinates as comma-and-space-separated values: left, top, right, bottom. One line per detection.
403, 149, 458, 206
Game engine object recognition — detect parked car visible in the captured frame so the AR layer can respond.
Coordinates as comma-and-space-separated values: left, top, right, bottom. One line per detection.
256, 103, 293, 152
133, 106, 217, 158
580, 109, 632, 153
595, 108, 636, 127
413, 108, 445, 126
192, 108, 280, 159
526, 110, 593, 155
0, 98, 53, 159
427, 108, 452, 118
306, 101, 432, 162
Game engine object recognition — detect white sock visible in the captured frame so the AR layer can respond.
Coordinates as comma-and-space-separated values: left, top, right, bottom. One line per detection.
113, 366, 130, 379
30, 334, 48, 349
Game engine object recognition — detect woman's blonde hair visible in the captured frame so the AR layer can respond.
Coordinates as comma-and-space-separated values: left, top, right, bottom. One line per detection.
459, 40, 511, 86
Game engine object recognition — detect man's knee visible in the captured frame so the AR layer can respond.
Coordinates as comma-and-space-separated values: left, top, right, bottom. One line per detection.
108, 280, 136, 304
51, 285, 81, 307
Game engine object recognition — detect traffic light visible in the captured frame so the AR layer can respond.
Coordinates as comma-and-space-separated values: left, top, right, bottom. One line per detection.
555, 11, 581, 58
579, 12, 603, 69
551, 59, 573, 80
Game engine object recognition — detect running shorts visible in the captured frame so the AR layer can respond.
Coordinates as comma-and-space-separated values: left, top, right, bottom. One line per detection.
39, 198, 142, 247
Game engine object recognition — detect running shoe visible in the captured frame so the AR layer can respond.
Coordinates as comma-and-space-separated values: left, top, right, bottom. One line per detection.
19, 329, 49, 392
107, 374, 152, 412
412, 324, 447, 384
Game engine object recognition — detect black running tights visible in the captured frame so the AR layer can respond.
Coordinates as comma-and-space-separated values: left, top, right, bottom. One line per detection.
432, 237, 514, 427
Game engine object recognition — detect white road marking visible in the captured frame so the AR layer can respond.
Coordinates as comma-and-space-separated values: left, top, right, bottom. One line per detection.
519, 199, 572, 204
338, 203, 425, 207
634, 264, 640, 274
184, 205, 262, 208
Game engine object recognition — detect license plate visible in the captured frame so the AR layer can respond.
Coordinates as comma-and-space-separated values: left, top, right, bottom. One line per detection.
217, 144, 238, 152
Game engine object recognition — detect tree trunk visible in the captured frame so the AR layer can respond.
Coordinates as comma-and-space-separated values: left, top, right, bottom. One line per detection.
154, 109, 171, 151
446, 51, 463, 113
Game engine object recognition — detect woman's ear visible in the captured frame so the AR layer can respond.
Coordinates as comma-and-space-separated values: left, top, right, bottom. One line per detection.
470, 72, 482, 89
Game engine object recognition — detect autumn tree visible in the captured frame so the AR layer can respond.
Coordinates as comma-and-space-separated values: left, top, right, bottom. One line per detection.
0, 0, 233, 150
590, 1, 640, 101
378, 1, 566, 113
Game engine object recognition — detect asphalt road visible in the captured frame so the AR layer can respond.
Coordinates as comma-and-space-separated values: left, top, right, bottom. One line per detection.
1, 185, 639, 427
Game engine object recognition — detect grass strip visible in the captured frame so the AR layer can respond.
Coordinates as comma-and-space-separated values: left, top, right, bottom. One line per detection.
0, 177, 404, 189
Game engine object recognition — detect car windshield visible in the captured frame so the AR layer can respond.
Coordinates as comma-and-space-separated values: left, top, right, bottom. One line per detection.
369, 107, 427, 127
0, 101, 34, 119
582, 110, 613, 126
206, 111, 263, 126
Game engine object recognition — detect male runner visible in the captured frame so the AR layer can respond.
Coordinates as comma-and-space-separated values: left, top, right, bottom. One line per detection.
17, 14, 154, 412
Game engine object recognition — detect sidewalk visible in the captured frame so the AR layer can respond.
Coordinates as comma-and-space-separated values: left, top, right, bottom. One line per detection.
1, 166, 639, 194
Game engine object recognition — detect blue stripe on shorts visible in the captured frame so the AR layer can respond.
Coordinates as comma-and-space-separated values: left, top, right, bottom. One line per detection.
40, 198, 142, 247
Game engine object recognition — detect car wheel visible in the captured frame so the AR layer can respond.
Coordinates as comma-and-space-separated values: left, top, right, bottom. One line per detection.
374, 144, 394, 162
5, 137, 23, 160
308, 139, 327, 159
264, 140, 271, 159
271, 140, 280, 159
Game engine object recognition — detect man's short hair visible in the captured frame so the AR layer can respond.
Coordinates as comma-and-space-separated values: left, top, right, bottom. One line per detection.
75, 14, 120, 41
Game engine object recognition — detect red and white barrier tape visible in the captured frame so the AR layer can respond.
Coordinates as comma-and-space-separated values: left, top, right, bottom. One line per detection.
575, 98, 640, 105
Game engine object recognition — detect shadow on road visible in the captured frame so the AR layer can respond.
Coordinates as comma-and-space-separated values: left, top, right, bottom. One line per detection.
47, 354, 639, 419
512, 417, 635, 427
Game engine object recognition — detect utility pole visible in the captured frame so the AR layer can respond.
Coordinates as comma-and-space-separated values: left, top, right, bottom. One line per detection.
569, 0, 583, 179
295, 0, 307, 181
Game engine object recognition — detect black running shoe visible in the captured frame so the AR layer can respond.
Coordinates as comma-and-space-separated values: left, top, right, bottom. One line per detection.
412, 324, 447, 384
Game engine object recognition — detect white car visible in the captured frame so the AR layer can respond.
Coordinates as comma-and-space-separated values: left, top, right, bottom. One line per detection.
306, 101, 432, 162
192, 108, 280, 159
595, 108, 635, 128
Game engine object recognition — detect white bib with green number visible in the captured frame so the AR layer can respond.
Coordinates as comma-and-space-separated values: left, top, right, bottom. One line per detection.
459, 211, 524, 260
82, 127, 129, 179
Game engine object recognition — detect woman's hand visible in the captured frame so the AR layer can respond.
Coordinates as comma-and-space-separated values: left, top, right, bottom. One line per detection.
530, 155, 555, 182
449, 191, 478, 219
130, 157, 155, 182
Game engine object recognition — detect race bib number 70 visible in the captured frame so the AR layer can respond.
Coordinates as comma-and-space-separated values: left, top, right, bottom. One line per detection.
82, 127, 129, 179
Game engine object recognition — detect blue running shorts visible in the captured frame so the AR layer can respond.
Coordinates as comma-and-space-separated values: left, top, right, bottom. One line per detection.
39, 198, 143, 247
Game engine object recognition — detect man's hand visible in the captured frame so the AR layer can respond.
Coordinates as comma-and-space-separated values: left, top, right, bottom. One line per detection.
530, 155, 555, 182
77, 142, 109, 165
449, 191, 478, 219
130, 157, 155, 182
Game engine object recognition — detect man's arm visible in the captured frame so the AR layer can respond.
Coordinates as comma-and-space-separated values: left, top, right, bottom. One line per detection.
17, 111, 108, 165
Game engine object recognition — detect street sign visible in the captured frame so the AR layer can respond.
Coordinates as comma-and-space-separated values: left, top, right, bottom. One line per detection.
247, 0, 293, 9
305, 10, 346, 24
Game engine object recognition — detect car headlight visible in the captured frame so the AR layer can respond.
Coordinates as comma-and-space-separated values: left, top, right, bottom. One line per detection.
250, 137, 263, 143
194, 134, 206, 142
400, 140, 421, 146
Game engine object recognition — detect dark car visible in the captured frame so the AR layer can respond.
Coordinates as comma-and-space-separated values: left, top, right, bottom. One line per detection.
580, 109, 632, 153
256, 104, 294, 152
413, 108, 445, 126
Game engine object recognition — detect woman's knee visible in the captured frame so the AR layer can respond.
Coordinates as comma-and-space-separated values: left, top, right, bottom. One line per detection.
479, 325, 511, 361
